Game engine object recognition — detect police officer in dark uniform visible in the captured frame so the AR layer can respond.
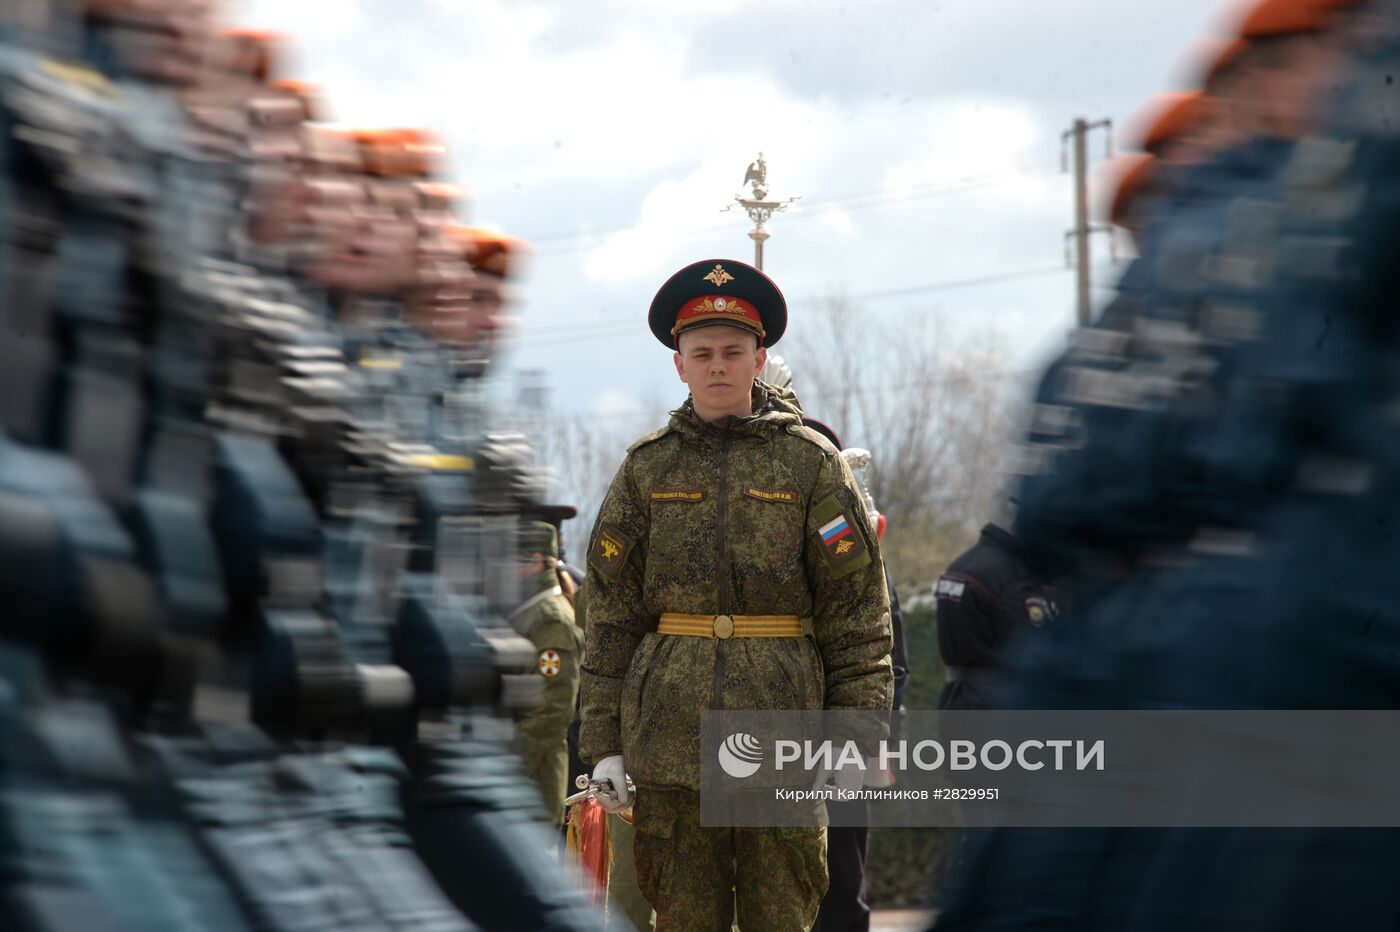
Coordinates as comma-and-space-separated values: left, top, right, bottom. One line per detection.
934, 517, 1059, 712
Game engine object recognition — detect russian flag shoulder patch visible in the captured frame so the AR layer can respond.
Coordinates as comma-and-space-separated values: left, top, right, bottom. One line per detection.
811, 495, 871, 578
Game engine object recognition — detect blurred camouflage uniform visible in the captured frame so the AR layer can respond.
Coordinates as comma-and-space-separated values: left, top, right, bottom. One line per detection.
512, 521, 584, 826
602, 811, 653, 931
580, 381, 893, 931
0, 5, 613, 931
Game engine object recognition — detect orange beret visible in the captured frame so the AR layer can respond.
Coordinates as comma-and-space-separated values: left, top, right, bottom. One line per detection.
302, 125, 362, 170
415, 181, 466, 213
353, 128, 445, 178
1237, 0, 1359, 39
1108, 153, 1158, 227
1137, 91, 1208, 155
1203, 37, 1253, 85
218, 29, 283, 82
268, 79, 325, 122
448, 226, 530, 279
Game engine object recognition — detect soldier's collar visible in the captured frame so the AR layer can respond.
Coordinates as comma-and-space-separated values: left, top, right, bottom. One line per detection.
671, 382, 799, 437
981, 523, 1024, 558
521, 567, 560, 596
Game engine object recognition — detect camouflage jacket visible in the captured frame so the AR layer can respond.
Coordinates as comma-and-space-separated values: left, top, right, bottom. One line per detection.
579, 382, 893, 790
510, 568, 583, 824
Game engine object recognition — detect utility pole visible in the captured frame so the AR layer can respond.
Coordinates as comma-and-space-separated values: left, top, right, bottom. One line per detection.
723, 152, 799, 271
1061, 118, 1113, 326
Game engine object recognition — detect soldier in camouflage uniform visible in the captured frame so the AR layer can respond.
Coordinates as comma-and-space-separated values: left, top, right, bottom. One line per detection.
512, 520, 585, 826
578, 258, 894, 931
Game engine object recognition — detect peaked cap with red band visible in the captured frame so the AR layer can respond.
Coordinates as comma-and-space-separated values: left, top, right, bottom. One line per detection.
648, 258, 788, 348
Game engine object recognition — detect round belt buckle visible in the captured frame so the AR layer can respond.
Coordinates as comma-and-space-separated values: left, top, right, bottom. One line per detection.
713, 614, 735, 639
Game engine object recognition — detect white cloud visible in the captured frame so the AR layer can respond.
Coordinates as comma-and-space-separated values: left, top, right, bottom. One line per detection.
883, 101, 1043, 188
232, 0, 1228, 418
591, 388, 645, 420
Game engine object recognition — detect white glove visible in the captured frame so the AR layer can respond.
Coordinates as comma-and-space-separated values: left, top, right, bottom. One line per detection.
591, 755, 632, 812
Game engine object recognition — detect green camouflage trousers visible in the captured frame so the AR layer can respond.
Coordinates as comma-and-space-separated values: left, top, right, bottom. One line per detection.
632, 787, 827, 931
607, 811, 653, 930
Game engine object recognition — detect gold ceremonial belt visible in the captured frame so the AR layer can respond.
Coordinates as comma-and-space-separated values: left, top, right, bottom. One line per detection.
657, 613, 803, 639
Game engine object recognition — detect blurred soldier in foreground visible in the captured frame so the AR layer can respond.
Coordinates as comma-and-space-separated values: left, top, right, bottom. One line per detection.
0, 3, 605, 930
578, 259, 893, 931
447, 224, 529, 375
935, 0, 1400, 928
512, 520, 584, 828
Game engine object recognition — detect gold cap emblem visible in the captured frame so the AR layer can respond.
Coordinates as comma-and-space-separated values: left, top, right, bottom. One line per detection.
703, 264, 735, 287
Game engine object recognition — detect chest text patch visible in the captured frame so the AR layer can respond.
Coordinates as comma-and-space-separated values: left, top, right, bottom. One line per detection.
650, 489, 703, 503
744, 485, 798, 504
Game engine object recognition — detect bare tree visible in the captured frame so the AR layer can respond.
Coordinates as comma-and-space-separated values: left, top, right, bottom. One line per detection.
791, 296, 1017, 586
519, 401, 672, 557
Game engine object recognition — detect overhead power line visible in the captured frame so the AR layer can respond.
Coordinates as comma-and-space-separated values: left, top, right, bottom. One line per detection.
518, 366, 1048, 429
517, 263, 1087, 349
524, 163, 1064, 255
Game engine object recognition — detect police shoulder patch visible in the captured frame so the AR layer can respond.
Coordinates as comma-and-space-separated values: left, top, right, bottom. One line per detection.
935, 575, 967, 602
811, 494, 871, 579
589, 523, 635, 579
1024, 595, 1055, 627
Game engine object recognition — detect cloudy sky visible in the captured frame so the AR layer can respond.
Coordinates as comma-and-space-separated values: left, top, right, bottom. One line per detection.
237, 0, 1237, 430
